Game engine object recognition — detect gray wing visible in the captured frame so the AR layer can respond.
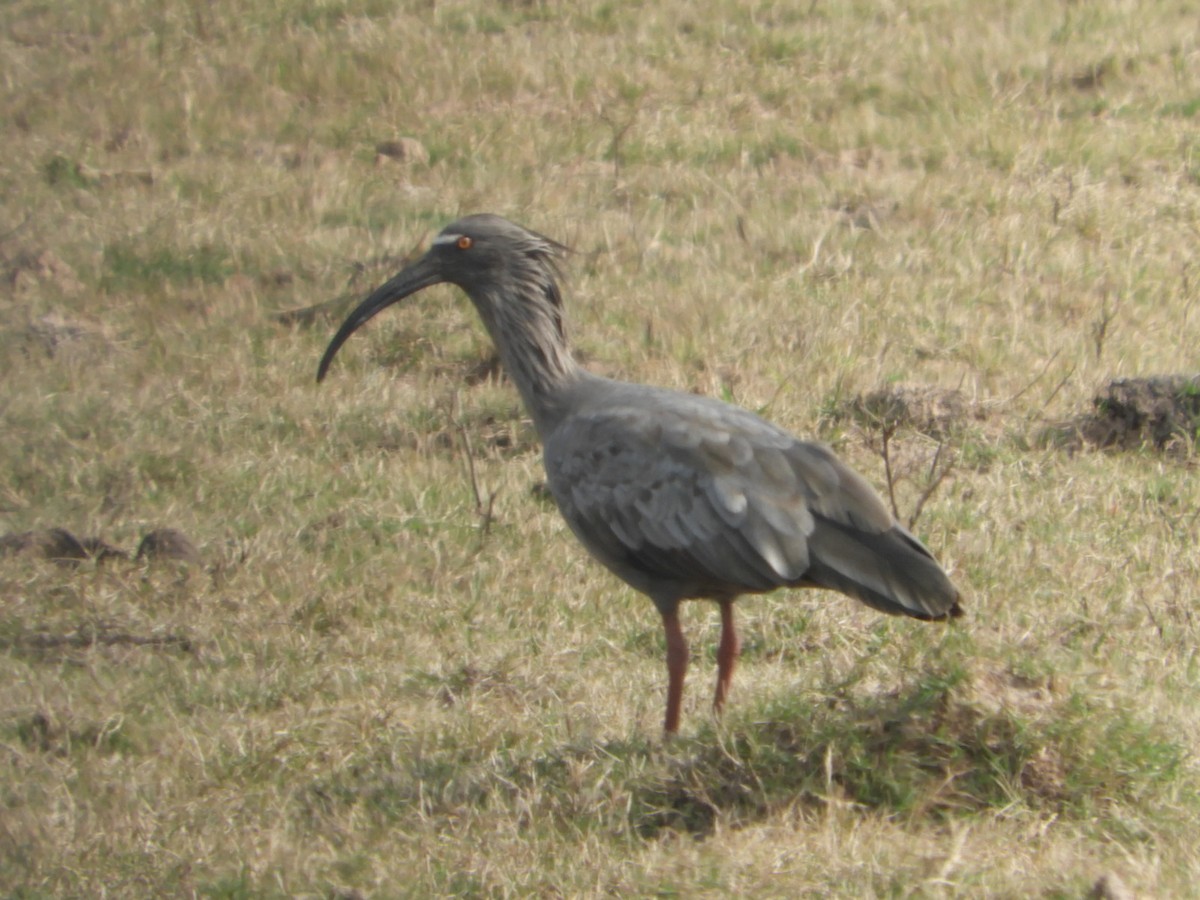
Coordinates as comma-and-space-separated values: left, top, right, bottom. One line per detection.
544, 396, 960, 619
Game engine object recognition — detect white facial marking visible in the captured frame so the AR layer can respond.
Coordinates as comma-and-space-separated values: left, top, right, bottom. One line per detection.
432, 233, 463, 246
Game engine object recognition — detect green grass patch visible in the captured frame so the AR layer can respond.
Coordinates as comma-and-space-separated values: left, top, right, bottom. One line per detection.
101, 241, 233, 292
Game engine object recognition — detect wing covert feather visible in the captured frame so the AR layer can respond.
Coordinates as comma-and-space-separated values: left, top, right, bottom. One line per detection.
544, 401, 845, 596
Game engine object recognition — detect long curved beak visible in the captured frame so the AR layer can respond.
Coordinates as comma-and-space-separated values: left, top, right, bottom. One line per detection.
316, 254, 443, 382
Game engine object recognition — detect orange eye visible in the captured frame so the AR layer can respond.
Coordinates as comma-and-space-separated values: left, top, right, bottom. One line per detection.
456, 236, 473, 250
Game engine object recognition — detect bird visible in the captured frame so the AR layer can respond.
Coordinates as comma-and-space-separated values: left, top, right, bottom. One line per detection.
318, 214, 963, 735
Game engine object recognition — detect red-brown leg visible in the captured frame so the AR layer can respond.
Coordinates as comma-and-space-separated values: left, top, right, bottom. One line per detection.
661, 608, 689, 736
713, 599, 740, 715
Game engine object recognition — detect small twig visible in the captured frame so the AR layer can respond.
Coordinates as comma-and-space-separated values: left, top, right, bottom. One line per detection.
1180, 264, 1194, 327
1138, 590, 1165, 642
1091, 292, 1119, 361
457, 424, 483, 509
598, 109, 637, 191
1039, 364, 1077, 415
1004, 348, 1062, 406
908, 441, 955, 529
864, 414, 954, 528
879, 424, 901, 521
795, 221, 833, 276
479, 491, 498, 538
456, 423, 498, 538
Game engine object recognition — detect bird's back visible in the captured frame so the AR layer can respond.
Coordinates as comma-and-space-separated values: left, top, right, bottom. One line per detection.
543, 375, 961, 619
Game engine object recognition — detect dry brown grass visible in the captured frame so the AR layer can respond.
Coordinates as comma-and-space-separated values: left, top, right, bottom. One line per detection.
3, 0, 1200, 895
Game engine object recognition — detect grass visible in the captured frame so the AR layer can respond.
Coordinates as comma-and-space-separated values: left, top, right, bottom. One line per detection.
3, 0, 1200, 895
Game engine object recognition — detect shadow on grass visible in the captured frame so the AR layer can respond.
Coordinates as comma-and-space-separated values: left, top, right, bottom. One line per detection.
633, 665, 1032, 838
297, 659, 1186, 845
633, 661, 1183, 839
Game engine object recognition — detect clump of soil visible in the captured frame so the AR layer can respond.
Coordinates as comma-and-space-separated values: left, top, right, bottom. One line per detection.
1071, 376, 1200, 453
841, 383, 980, 438
0, 527, 199, 566
0, 528, 125, 563
135, 528, 201, 564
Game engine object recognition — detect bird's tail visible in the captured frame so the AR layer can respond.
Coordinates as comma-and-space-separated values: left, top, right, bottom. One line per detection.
802, 516, 963, 620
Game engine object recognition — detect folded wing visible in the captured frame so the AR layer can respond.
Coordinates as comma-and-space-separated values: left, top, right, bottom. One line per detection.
544, 393, 961, 620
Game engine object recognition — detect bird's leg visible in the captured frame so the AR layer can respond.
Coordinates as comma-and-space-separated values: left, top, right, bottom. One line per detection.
713, 599, 740, 716
661, 608, 689, 736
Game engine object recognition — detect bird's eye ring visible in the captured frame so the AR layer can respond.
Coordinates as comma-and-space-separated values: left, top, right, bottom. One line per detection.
457, 236, 473, 250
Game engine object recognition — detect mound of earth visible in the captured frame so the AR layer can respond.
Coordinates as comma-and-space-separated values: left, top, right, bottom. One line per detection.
842, 383, 980, 438
0, 527, 200, 565
1077, 376, 1200, 452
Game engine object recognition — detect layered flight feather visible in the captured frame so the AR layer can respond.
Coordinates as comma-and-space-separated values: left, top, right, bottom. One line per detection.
545, 380, 961, 620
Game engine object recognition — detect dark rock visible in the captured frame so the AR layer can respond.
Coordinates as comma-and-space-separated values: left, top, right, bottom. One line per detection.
136, 529, 201, 565
0, 528, 88, 563
374, 137, 429, 165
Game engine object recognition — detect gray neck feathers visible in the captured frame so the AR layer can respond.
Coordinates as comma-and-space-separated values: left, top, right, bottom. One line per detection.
468, 270, 583, 435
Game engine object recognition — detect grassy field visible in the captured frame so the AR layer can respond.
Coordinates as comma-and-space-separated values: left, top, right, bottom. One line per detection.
3, 0, 1200, 895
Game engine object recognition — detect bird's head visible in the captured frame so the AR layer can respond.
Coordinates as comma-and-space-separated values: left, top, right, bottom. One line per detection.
317, 214, 567, 382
